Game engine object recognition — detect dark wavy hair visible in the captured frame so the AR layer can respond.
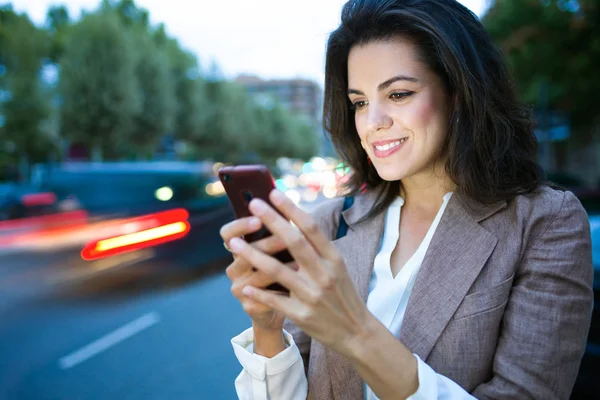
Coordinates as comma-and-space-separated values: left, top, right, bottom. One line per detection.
324, 0, 542, 220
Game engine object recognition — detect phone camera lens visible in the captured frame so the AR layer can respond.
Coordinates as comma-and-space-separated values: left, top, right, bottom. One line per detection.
242, 191, 253, 204
222, 174, 232, 182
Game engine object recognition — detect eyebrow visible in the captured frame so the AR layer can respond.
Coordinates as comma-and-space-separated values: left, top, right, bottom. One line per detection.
347, 75, 420, 96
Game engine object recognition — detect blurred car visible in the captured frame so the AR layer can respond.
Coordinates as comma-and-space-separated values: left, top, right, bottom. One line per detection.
0, 183, 74, 221
0, 162, 235, 286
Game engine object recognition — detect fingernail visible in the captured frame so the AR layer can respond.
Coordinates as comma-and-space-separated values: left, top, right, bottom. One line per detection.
242, 286, 254, 296
249, 199, 267, 213
229, 237, 244, 252
248, 217, 261, 229
270, 189, 286, 205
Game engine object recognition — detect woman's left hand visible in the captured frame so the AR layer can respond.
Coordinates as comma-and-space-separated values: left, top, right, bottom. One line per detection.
228, 189, 373, 357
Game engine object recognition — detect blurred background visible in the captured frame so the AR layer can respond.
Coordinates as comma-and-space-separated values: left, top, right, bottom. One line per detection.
0, 0, 598, 398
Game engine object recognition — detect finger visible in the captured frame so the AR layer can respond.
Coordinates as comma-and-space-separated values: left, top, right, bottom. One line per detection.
268, 190, 340, 262
231, 265, 296, 298
229, 256, 285, 292
242, 285, 299, 317
227, 259, 269, 284
219, 216, 262, 241
225, 235, 288, 279
231, 275, 273, 300
229, 237, 315, 298
248, 197, 321, 274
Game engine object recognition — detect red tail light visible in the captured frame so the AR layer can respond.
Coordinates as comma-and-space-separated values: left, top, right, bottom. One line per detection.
81, 208, 191, 261
21, 192, 57, 207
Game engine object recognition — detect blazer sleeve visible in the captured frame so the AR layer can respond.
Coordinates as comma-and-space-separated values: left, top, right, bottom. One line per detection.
283, 196, 345, 375
472, 191, 594, 400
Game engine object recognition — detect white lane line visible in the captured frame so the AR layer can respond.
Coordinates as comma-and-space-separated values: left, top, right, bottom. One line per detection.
58, 312, 160, 370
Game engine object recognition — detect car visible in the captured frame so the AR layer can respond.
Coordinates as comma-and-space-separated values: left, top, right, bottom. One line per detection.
0, 162, 235, 287
0, 183, 70, 221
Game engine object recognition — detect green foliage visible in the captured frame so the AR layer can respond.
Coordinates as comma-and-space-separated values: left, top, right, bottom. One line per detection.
46, 5, 70, 62
195, 80, 254, 161
0, 5, 52, 163
165, 39, 205, 146
128, 25, 177, 157
483, 0, 600, 131
290, 118, 320, 161
105, 0, 149, 28
58, 10, 141, 160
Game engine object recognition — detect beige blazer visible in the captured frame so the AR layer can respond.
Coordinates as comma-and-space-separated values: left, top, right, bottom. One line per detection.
284, 185, 594, 400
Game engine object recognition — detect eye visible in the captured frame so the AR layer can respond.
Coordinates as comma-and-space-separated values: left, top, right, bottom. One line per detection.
350, 100, 367, 110
390, 92, 414, 101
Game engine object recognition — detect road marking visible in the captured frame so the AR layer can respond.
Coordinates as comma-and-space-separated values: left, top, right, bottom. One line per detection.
58, 312, 160, 370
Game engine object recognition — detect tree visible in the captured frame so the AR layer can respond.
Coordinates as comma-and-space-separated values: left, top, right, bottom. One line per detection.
483, 0, 600, 136
107, 0, 150, 28
87, 0, 179, 158
256, 104, 320, 162
0, 6, 52, 173
289, 118, 320, 161
46, 5, 70, 62
58, 10, 141, 160
248, 104, 279, 161
262, 104, 292, 162
162, 37, 206, 149
128, 26, 177, 158
195, 80, 256, 162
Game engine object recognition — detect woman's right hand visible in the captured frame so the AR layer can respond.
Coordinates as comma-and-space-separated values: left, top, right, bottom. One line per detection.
220, 216, 289, 333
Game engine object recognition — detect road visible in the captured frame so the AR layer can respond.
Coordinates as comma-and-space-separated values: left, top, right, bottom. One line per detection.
0, 198, 328, 400
0, 266, 251, 400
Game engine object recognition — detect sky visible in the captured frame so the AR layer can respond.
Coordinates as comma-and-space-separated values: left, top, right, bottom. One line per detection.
10, 0, 490, 84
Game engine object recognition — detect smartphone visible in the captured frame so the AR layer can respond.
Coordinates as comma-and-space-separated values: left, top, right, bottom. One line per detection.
218, 165, 294, 292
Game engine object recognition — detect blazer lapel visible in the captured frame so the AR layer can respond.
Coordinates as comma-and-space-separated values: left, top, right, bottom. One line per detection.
333, 218, 385, 302
334, 186, 387, 301
399, 194, 504, 360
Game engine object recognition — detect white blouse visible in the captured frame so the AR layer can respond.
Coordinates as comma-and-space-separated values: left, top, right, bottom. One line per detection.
231, 193, 477, 399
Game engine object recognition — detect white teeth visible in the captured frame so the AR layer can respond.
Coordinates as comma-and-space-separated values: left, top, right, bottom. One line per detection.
375, 138, 406, 151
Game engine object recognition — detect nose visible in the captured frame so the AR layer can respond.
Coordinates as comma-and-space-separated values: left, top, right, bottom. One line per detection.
366, 104, 393, 133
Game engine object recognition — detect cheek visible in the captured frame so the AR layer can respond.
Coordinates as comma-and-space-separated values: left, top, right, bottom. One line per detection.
408, 96, 449, 143
355, 114, 368, 140
409, 97, 438, 127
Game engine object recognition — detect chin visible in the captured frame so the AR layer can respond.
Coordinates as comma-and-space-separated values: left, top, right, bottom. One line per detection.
373, 164, 408, 182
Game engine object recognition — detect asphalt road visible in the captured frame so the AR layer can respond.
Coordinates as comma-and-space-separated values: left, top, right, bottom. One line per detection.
0, 265, 251, 400
0, 198, 329, 400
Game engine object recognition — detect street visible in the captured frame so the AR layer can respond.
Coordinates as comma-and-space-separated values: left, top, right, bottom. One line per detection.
0, 198, 327, 400
0, 265, 250, 400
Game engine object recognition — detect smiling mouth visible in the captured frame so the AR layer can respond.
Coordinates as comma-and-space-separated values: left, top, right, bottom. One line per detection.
373, 138, 407, 151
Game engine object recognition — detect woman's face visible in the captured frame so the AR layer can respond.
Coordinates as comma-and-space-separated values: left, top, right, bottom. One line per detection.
347, 39, 451, 184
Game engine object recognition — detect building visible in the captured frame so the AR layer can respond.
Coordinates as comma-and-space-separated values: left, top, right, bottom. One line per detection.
235, 75, 336, 156
235, 75, 322, 122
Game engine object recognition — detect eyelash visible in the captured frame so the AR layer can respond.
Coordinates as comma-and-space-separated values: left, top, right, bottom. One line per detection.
350, 91, 414, 110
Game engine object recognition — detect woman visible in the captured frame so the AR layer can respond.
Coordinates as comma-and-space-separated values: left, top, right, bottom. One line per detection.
221, 0, 594, 398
